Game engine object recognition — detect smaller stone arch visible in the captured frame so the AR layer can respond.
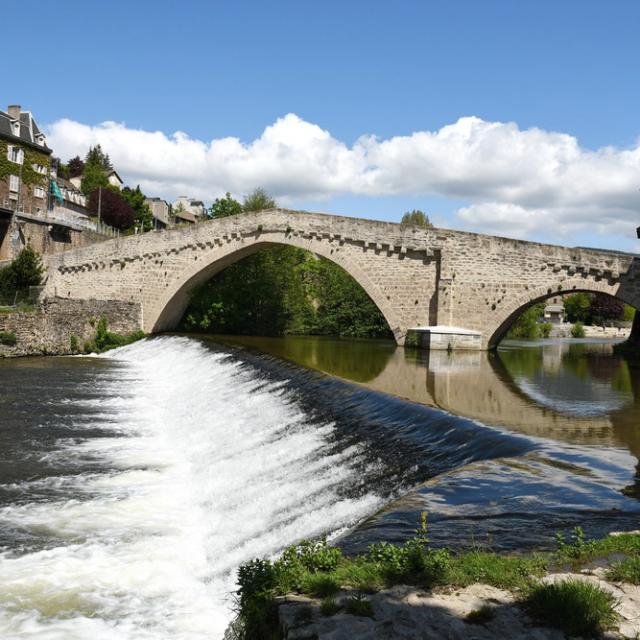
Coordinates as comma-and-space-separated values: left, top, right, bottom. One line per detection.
486, 277, 640, 349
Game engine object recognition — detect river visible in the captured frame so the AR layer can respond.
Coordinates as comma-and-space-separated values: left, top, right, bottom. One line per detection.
0, 335, 638, 639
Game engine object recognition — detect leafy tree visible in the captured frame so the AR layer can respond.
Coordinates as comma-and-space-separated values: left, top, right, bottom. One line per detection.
121, 185, 154, 231
88, 188, 135, 229
56, 162, 70, 180
85, 144, 112, 171
209, 192, 243, 219
243, 187, 277, 212
0, 245, 44, 303
589, 293, 624, 325
401, 209, 433, 228
506, 303, 545, 339
81, 163, 109, 196
67, 156, 85, 178
563, 293, 591, 323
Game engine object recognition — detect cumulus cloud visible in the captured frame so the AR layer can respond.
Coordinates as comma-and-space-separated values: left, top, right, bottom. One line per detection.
45, 114, 640, 240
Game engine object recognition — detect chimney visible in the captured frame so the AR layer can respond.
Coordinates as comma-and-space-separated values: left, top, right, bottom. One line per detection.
7, 105, 21, 119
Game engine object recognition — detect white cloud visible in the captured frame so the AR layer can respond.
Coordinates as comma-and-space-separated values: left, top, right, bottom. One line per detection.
45, 114, 640, 240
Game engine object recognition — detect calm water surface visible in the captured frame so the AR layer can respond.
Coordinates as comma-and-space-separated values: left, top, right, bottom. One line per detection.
0, 335, 638, 639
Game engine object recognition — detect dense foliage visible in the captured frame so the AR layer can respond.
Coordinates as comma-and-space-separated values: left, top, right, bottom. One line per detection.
88, 188, 135, 229
506, 304, 550, 339
564, 292, 631, 324
400, 209, 433, 228
182, 190, 392, 339
121, 185, 154, 231
0, 245, 44, 305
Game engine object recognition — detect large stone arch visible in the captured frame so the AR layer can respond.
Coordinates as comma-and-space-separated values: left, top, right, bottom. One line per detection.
486, 277, 640, 348
149, 232, 404, 339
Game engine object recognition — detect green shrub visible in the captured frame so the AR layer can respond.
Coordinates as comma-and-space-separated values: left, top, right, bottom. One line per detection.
524, 579, 618, 637
320, 596, 341, 616
344, 593, 373, 618
301, 574, 339, 598
538, 322, 552, 338
606, 556, 640, 584
571, 321, 585, 338
0, 331, 17, 346
93, 316, 146, 353
279, 539, 342, 574
555, 526, 597, 561
69, 335, 79, 353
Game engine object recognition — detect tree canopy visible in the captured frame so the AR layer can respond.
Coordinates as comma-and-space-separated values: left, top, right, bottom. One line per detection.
121, 185, 154, 231
243, 187, 277, 212
181, 188, 391, 339
401, 209, 433, 228
88, 188, 135, 229
209, 192, 243, 219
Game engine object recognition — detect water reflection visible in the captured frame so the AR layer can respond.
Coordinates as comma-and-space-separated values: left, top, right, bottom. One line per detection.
207, 335, 640, 460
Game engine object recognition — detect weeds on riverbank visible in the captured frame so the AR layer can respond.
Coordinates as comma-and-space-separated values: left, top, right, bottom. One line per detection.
82, 316, 146, 354
232, 518, 640, 640
524, 579, 619, 636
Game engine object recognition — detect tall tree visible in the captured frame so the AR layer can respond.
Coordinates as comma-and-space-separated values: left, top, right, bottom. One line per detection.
401, 209, 433, 228
563, 292, 591, 323
121, 185, 154, 231
243, 187, 277, 212
67, 156, 85, 178
80, 164, 109, 196
85, 145, 113, 171
209, 192, 243, 219
88, 189, 135, 229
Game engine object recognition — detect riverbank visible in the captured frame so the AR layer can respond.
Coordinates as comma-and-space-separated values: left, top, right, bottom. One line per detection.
0, 297, 142, 356
230, 526, 640, 639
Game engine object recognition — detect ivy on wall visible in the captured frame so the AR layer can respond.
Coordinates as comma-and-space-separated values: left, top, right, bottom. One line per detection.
0, 140, 50, 189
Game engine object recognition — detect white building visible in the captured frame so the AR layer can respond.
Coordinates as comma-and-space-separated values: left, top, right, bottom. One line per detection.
173, 196, 206, 219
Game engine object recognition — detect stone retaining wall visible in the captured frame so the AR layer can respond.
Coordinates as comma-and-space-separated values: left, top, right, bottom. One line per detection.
0, 297, 142, 357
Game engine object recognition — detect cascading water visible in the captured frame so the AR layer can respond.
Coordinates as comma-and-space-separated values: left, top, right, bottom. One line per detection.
1, 336, 638, 639
0, 338, 386, 639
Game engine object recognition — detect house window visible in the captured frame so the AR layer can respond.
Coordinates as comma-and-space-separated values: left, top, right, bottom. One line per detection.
7, 145, 24, 165
9, 175, 19, 192
32, 163, 47, 175
33, 186, 45, 199
12, 122, 20, 136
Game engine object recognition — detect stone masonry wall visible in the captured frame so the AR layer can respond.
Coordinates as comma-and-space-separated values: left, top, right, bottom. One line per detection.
0, 297, 142, 357
41, 209, 640, 348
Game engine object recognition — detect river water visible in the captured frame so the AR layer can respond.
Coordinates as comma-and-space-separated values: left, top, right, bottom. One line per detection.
0, 335, 639, 639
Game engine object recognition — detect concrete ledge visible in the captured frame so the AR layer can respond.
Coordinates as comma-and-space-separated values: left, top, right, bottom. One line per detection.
405, 326, 483, 351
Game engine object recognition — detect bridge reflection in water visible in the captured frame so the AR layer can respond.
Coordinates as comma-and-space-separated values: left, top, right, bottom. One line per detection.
208, 334, 640, 458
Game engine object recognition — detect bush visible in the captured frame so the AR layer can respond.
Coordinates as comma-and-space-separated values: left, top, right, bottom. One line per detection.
0, 245, 44, 304
92, 316, 146, 353
606, 557, 640, 584
538, 322, 552, 338
0, 331, 17, 346
524, 579, 618, 636
69, 335, 79, 353
571, 321, 585, 338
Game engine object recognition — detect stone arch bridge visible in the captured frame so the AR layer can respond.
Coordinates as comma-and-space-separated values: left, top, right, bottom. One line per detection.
42, 209, 640, 350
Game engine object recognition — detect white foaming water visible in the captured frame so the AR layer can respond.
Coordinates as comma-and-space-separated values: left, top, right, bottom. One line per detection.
0, 337, 383, 639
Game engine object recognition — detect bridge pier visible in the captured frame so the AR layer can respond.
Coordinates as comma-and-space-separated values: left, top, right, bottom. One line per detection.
405, 326, 483, 351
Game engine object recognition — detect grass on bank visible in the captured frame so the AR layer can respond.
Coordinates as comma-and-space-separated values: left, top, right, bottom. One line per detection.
232, 518, 640, 640
79, 316, 146, 354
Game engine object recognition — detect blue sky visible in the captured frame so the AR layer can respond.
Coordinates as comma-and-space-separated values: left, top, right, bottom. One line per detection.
4, 0, 640, 250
